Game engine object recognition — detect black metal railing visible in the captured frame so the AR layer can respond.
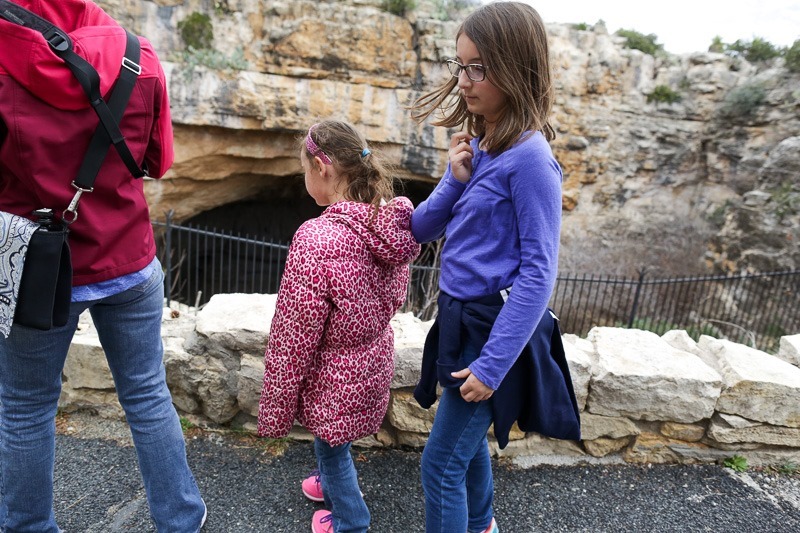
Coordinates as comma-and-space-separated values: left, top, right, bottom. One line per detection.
153, 216, 799, 353
155, 215, 289, 309
550, 269, 799, 352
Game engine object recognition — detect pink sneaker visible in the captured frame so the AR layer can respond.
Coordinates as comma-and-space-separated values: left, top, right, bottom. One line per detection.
302, 470, 324, 502
311, 510, 333, 533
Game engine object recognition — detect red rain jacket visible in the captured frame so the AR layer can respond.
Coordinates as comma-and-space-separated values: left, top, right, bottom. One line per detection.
0, 0, 173, 285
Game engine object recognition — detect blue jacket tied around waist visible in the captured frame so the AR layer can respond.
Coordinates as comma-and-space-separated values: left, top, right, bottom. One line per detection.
414, 291, 581, 449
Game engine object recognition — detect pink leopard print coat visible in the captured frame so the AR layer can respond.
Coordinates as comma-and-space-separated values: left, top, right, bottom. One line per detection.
257, 197, 420, 446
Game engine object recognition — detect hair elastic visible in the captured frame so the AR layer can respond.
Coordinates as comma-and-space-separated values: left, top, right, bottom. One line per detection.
305, 124, 332, 165
361, 148, 371, 158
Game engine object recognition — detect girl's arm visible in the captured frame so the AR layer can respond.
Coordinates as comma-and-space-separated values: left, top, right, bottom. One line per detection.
469, 146, 562, 390
257, 230, 331, 438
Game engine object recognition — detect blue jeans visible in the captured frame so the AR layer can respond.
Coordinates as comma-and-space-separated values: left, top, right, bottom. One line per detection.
0, 266, 205, 532
314, 438, 369, 533
421, 343, 494, 533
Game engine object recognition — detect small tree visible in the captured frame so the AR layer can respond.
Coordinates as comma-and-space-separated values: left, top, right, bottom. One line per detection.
615, 29, 664, 56
177, 12, 213, 50
172, 11, 248, 73
383, 0, 417, 17
744, 37, 782, 62
709, 36, 725, 53
647, 85, 682, 104
718, 83, 766, 121
785, 39, 800, 72
725, 37, 781, 62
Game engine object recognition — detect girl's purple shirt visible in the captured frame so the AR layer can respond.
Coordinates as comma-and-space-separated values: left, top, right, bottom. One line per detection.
411, 131, 563, 390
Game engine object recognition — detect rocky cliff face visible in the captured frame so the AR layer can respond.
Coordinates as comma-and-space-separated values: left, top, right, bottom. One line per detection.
99, 0, 799, 276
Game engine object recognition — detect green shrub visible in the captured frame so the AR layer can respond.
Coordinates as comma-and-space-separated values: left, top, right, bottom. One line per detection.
573, 23, 590, 31
718, 83, 766, 120
177, 12, 213, 50
685, 323, 721, 340
383, 0, 417, 16
724, 455, 748, 472
744, 37, 782, 62
180, 417, 196, 432
708, 201, 731, 228
647, 85, 682, 104
785, 40, 800, 72
764, 322, 788, 339
623, 318, 679, 336
709, 36, 725, 53
776, 462, 798, 475
725, 39, 748, 57
178, 46, 248, 72
616, 29, 664, 56
725, 37, 781, 62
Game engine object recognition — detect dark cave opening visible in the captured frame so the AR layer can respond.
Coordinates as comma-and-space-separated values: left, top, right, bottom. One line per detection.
163, 177, 436, 306
184, 177, 435, 242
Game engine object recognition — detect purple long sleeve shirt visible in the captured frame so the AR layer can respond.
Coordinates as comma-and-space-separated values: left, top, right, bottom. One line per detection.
411, 131, 562, 390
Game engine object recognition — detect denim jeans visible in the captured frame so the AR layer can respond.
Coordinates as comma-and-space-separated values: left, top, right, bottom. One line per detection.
0, 266, 205, 532
314, 437, 369, 533
421, 342, 494, 533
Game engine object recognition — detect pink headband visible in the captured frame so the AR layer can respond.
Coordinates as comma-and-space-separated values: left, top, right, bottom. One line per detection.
305, 124, 332, 165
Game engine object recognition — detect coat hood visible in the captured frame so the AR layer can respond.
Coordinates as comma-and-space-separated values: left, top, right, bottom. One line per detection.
323, 196, 420, 266
0, 0, 139, 110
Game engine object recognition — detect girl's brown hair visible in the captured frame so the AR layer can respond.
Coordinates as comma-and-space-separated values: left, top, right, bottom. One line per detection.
410, 1, 555, 153
302, 120, 395, 211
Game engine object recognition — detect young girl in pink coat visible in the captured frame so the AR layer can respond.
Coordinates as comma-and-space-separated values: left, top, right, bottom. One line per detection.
258, 120, 420, 533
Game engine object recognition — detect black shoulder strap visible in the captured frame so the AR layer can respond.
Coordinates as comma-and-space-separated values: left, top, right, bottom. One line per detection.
0, 0, 148, 187
51, 29, 148, 184
71, 30, 148, 190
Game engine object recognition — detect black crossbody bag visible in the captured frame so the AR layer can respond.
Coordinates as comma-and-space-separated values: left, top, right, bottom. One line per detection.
0, 0, 147, 330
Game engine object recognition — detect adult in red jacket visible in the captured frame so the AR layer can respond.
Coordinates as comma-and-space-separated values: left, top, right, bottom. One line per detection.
0, 1, 205, 531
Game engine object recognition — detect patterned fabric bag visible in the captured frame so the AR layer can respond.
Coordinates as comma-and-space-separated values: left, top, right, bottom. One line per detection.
0, 209, 72, 336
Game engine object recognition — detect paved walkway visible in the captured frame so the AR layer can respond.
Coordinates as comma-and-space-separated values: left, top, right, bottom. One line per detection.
32, 413, 800, 531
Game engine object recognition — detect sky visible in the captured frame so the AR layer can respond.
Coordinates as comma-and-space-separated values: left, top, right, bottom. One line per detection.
508, 0, 800, 54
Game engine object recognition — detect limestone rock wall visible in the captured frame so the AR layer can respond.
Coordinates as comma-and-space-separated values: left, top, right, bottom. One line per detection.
59, 294, 800, 467
94, 1, 799, 276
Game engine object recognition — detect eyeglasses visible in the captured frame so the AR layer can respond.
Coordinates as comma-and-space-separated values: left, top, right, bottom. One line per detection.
446, 59, 487, 82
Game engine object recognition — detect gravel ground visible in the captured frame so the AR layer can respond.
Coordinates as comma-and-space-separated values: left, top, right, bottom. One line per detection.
9, 413, 800, 532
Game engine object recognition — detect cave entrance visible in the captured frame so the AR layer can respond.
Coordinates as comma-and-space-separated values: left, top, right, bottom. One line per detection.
158, 176, 435, 307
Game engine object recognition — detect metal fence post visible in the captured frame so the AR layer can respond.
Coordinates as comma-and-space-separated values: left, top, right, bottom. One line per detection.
164, 210, 173, 307
627, 267, 647, 328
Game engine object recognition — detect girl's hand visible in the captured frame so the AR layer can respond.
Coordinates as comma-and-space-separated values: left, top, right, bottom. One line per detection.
451, 368, 494, 402
448, 132, 473, 183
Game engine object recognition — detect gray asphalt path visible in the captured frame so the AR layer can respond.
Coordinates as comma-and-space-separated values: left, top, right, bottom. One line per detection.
20, 414, 800, 531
